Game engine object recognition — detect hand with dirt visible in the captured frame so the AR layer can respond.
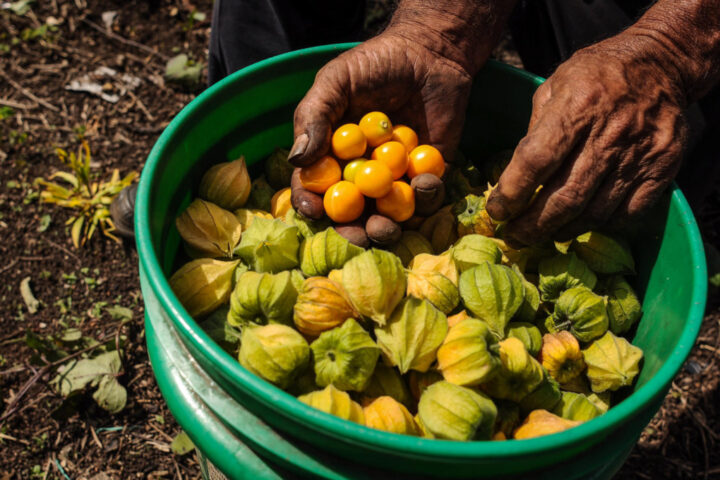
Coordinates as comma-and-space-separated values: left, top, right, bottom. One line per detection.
288, 0, 516, 168
486, 0, 720, 246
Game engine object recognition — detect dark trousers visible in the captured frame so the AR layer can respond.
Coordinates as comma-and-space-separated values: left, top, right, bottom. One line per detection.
208, 0, 719, 211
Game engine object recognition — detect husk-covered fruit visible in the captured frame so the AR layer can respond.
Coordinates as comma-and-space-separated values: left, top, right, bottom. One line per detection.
513, 409, 581, 440
494, 401, 521, 438
419, 205, 458, 252
342, 249, 406, 327
459, 262, 525, 337
603, 275, 642, 335
582, 331, 643, 392
311, 319, 380, 392
453, 193, 495, 237
407, 255, 459, 314
407, 370, 443, 402
300, 227, 364, 277
176, 199, 242, 258
437, 318, 500, 386
518, 370, 562, 414
198, 157, 251, 210
245, 176, 275, 212
227, 270, 301, 327
239, 324, 309, 389
572, 231, 635, 275
235, 217, 300, 273
538, 253, 598, 302
234, 208, 273, 230
293, 277, 357, 337
363, 364, 413, 409
540, 331, 586, 384
374, 297, 448, 374
170, 258, 240, 318
447, 310, 472, 328
506, 322, 542, 357
482, 338, 545, 403
553, 391, 602, 422
546, 286, 609, 343
283, 208, 331, 240
451, 234, 502, 272
417, 381, 497, 441
270, 187, 292, 218
264, 147, 294, 190
363, 396, 419, 436
391, 230, 434, 267
514, 266, 541, 323
588, 392, 612, 413
298, 385, 365, 424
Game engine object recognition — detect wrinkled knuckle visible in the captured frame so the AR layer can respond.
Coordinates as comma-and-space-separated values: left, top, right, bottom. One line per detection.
547, 187, 585, 217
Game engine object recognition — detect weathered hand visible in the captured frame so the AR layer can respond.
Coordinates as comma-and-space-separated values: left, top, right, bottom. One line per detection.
486, 33, 689, 246
288, 0, 517, 167
288, 32, 473, 167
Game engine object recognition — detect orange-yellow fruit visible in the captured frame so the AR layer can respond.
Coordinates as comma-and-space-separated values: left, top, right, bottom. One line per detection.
332, 124, 367, 160
359, 111, 393, 147
299, 155, 342, 194
354, 160, 393, 198
392, 125, 419, 152
376, 181, 415, 222
270, 187, 292, 218
408, 145, 445, 178
371, 141, 409, 180
343, 159, 367, 182
323, 181, 365, 223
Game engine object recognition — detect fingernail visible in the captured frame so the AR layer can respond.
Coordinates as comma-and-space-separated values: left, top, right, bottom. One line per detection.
288, 133, 309, 163
486, 190, 510, 221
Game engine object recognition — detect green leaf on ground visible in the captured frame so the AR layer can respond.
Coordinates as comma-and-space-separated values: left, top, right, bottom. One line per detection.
92, 375, 127, 413
106, 305, 133, 321
171, 431, 195, 456
37, 214, 51, 232
20, 276, 40, 314
164, 54, 203, 89
8, 0, 35, 15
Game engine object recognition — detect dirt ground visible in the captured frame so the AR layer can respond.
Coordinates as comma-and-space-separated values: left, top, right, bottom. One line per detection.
0, 1, 718, 479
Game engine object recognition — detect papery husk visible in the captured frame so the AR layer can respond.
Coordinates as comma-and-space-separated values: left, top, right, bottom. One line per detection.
553, 391, 602, 422
270, 187, 292, 218
538, 252, 597, 302
419, 205, 458, 253
374, 297, 448, 374
283, 208, 332, 240
451, 234, 502, 272
293, 276, 357, 337
513, 409, 581, 439
407, 370, 444, 402
407, 254, 459, 314
602, 275, 642, 335
417, 381, 497, 441
391, 230, 434, 267
458, 262, 525, 338
298, 385, 365, 424
539, 331, 586, 384
238, 324, 309, 389
234, 217, 300, 273
572, 231, 635, 274
437, 318, 500, 387
300, 227, 364, 277
341, 249, 406, 327
362, 364, 414, 409
481, 338, 545, 403
582, 331, 643, 393
453, 193, 496, 238
506, 322, 542, 357
176, 199, 242, 258
363, 396, 420, 436
198, 157, 251, 210
169, 258, 240, 318
227, 270, 301, 327
546, 286, 609, 343
234, 208, 273, 230
311, 319, 380, 392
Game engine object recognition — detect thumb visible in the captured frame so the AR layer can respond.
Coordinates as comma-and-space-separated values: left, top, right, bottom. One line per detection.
289, 63, 349, 167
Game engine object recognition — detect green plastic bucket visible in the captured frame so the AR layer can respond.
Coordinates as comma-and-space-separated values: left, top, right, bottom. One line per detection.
136, 44, 707, 479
